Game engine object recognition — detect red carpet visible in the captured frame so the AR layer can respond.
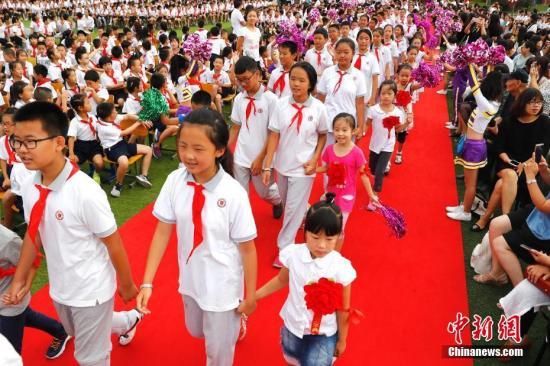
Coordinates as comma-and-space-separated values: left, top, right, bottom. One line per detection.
21, 85, 473, 365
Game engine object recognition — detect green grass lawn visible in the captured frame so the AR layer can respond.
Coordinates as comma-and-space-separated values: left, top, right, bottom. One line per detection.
445, 92, 550, 365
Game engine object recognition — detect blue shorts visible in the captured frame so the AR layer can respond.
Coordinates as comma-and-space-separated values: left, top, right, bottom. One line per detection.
280, 326, 337, 366
104, 140, 137, 162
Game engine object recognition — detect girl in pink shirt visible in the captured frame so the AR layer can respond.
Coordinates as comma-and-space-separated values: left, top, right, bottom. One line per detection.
318, 113, 379, 251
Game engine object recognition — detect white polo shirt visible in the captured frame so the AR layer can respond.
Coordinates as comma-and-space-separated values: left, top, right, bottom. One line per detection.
367, 104, 405, 154
153, 167, 257, 312
269, 95, 328, 177
317, 65, 367, 132
122, 93, 142, 115
96, 115, 124, 149
352, 52, 380, 102
21, 160, 117, 307
231, 87, 277, 168
372, 45, 392, 82
268, 67, 292, 99
304, 48, 334, 77
0, 135, 20, 165
34, 80, 58, 100
47, 63, 63, 82
100, 70, 123, 89
87, 87, 109, 115
68, 113, 98, 141
8, 162, 33, 196
3, 76, 30, 93
279, 244, 356, 338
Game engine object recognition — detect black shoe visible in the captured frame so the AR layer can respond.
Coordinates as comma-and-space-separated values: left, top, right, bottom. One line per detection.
45, 333, 72, 359
456, 174, 464, 180
272, 203, 283, 219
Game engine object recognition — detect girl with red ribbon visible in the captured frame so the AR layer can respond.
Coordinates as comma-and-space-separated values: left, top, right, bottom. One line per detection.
317, 113, 379, 251
137, 108, 258, 366
363, 80, 407, 207
394, 64, 421, 165
262, 61, 328, 269
256, 195, 358, 366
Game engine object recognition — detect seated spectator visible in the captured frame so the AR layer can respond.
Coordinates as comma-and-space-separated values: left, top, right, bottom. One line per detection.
474, 154, 550, 287
473, 88, 550, 231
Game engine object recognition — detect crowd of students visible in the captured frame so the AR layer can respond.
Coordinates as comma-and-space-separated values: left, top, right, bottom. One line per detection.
0, 0, 549, 365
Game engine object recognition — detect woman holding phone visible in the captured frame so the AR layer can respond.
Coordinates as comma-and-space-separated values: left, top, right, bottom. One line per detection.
474, 151, 550, 287
471, 88, 550, 232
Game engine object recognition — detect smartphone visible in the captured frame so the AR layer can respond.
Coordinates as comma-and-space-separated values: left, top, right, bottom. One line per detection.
520, 244, 537, 252
535, 143, 544, 163
509, 159, 520, 167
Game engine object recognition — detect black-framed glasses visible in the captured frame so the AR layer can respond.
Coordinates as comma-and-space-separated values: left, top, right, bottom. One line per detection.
9, 135, 59, 150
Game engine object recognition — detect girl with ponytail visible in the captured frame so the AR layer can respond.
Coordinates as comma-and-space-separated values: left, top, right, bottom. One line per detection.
256, 193, 358, 366
137, 107, 258, 365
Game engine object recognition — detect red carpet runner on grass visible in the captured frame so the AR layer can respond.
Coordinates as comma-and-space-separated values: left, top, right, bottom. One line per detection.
21, 85, 473, 365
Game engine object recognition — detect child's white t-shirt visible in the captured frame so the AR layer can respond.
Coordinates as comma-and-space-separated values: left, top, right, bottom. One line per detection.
367, 104, 405, 153
153, 167, 257, 312
279, 244, 356, 338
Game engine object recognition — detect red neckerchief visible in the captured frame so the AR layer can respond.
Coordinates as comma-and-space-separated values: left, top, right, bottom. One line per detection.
79, 115, 97, 137
131, 94, 141, 103
374, 46, 380, 62
87, 88, 99, 99
316, 50, 322, 66
4, 135, 17, 165
272, 69, 288, 95
36, 78, 51, 86
101, 46, 108, 57
289, 102, 305, 133
67, 83, 80, 95
354, 54, 364, 70
106, 70, 118, 85
97, 119, 121, 130
333, 70, 347, 94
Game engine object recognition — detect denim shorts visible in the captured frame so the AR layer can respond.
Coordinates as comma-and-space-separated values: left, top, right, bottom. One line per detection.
280, 326, 337, 366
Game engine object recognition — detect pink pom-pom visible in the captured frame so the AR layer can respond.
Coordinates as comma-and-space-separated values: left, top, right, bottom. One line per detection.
276, 20, 306, 55
487, 45, 506, 66
182, 33, 212, 64
327, 9, 338, 22
411, 61, 443, 88
342, 0, 358, 10
307, 8, 321, 24
375, 203, 407, 239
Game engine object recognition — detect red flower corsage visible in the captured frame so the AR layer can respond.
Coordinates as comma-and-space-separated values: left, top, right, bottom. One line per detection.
304, 278, 343, 334
395, 90, 412, 107
382, 116, 401, 138
327, 162, 346, 188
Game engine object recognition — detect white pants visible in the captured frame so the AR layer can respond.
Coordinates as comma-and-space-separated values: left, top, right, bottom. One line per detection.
54, 298, 114, 366
182, 295, 241, 366
276, 172, 315, 250
233, 163, 281, 205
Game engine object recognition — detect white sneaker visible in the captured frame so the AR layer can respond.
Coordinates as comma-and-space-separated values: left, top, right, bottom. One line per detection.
119, 310, 144, 346
436, 89, 447, 95
136, 175, 152, 188
446, 204, 463, 212
445, 123, 457, 129
447, 208, 472, 222
395, 153, 402, 164
111, 185, 121, 198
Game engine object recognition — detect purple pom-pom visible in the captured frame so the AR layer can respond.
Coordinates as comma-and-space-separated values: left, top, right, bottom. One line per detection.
487, 45, 506, 66
182, 33, 212, 64
411, 61, 443, 88
276, 20, 306, 55
377, 204, 407, 239
307, 8, 321, 24
327, 9, 338, 22
342, 0, 358, 10
177, 105, 192, 117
